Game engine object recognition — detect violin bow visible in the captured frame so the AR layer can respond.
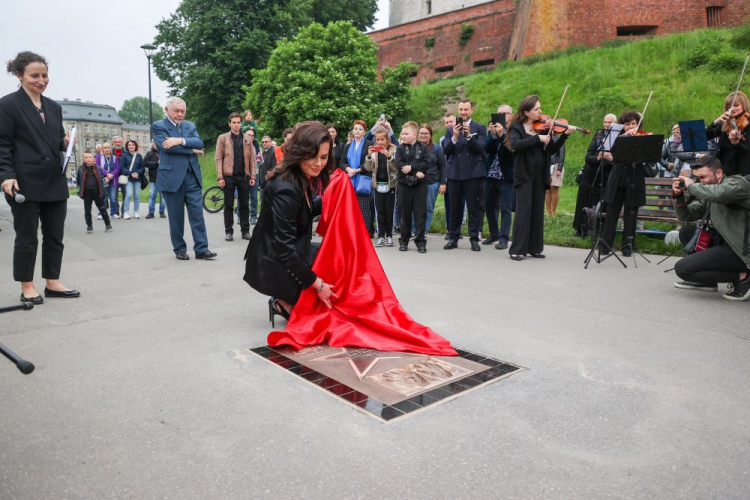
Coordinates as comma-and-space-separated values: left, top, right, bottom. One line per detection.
545, 84, 570, 149
635, 91, 654, 132
727, 53, 750, 136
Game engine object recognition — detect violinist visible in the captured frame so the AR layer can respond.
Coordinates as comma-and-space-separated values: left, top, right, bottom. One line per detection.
707, 91, 750, 177
573, 113, 616, 236
601, 111, 657, 256
506, 95, 572, 260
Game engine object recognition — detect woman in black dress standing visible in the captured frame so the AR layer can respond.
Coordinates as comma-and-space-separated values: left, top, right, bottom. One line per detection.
0, 51, 79, 303
327, 124, 344, 167
244, 121, 338, 325
507, 95, 572, 260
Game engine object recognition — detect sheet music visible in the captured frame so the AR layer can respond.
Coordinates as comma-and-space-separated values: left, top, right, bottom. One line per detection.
603, 124, 623, 151
62, 127, 76, 173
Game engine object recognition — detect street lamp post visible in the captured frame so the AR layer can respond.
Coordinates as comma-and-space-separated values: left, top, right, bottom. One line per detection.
140, 44, 157, 141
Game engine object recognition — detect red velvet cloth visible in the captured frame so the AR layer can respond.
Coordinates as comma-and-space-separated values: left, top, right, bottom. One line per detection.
267, 169, 457, 356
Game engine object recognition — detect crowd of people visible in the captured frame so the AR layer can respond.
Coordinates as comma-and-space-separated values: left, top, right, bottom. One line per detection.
2, 49, 750, 308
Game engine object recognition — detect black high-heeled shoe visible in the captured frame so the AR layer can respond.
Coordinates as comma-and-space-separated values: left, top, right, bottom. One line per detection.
268, 298, 290, 328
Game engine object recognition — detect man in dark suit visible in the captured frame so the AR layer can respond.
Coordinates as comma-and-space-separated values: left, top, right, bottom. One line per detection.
259, 135, 276, 189
443, 99, 487, 251
151, 97, 216, 261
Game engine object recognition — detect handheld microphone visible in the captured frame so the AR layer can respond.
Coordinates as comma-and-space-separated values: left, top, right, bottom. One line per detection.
12, 189, 25, 203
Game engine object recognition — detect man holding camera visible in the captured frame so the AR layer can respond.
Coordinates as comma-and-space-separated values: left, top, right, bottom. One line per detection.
672, 155, 750, 300
443, 99, 487, 251
395, 121, 436, 253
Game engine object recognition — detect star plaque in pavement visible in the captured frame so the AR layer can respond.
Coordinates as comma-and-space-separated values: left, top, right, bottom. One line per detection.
310, 347, 422, 380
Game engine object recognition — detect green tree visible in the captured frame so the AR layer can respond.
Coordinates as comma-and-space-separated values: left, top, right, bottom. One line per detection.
151, 0, 380, 140
245, 21, 416, 139
311, 0, 378, 31
118, 97, 163, 125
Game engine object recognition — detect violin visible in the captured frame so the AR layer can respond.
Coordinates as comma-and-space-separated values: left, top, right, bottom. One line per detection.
533, 115, 590, 135
723, 111, 750, 135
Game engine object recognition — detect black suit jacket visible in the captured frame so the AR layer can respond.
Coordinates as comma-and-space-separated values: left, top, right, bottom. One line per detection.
443, 120, 487, 180
243, 176, 322, 304
260, 145, 277, 189
0, 89, 67, 202
508, 122, 569, 187
340, 140, 373, 177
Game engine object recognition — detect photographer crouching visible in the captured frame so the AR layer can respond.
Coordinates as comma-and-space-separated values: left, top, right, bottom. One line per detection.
671, 156, 750, 301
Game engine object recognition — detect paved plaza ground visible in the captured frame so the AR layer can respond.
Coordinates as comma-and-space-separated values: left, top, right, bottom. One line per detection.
1, 197, 748, 499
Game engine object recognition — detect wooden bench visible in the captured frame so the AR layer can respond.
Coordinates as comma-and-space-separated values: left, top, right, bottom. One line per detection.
638, 177, 679, 224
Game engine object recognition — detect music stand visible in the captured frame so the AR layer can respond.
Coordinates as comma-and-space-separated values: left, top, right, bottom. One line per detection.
583, 127, 627, 269
610, 134, 664, 266
677, 120, 708, 154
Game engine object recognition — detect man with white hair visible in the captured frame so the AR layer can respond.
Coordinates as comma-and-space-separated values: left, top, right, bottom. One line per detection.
151, 97, 216, 260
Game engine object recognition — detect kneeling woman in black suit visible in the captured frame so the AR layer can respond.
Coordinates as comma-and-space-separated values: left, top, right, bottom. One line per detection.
507, 95, 572, 260
244, 121, 338, 324
0, 51, 79, 304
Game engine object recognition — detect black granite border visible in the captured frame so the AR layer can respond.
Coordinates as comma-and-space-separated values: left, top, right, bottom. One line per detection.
249, 345, 523, 422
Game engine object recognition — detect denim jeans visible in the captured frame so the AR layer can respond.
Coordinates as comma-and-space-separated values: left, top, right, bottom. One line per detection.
124, 180, 141, 214
249, 180, 258, 218
148, 181, 166, 214
484, 178, 515, 244
106, 183, 119, 215
411, 181, 440, 233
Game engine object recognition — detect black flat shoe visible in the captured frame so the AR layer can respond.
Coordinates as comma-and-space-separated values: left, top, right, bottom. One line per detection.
471, 241, 481, 251
196, 250, 217, 260
417, 246, 426, 253
44, 288, 80, 298
510, 254, 524, 261
176, 251, 190, 260
20, 294, 43, 305
444, 240, 458, 250
530, 253, 546, 259
482, 237, 499, 245
268, 298, 290, 328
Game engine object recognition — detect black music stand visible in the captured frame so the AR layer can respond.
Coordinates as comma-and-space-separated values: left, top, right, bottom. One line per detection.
610, 134, 664, 266
0, 302, 36, 375
583, 126, 627, 269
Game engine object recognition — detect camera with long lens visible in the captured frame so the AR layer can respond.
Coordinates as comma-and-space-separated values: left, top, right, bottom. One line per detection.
678, 179, 686, 192
405, 174, 419, 186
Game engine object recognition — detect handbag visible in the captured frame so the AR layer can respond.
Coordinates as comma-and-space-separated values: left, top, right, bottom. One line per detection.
140, 175, 149, 190
119, 152, 138, 185
351, 173, 373, 195
684, 204, 712, 255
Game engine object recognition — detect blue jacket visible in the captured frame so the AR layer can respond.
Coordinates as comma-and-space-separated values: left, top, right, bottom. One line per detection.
151, 118, 204, 193
119, 150, 145, 181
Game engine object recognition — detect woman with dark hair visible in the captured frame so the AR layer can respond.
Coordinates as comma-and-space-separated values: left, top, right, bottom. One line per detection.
326, 124, 344, 167
507, 95, 572, 260
0, 51, 79, 303
120, 139, 145, 219
707, 91, 750, 177
340, 119, 374, 237
244, 121, 338, 324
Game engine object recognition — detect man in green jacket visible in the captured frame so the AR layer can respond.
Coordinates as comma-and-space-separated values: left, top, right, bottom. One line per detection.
672, 155, 750, 301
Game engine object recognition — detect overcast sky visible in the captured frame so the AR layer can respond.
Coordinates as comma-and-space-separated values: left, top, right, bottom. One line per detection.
0, 0, 389, 112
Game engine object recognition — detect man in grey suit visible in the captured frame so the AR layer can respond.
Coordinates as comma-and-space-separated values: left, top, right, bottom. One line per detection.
152, 97, 216, 261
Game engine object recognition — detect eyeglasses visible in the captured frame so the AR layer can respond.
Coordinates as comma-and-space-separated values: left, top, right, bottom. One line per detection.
418, 132, 430, 136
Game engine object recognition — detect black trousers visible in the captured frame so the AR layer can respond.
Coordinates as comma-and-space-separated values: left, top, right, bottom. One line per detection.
374, 188, 395, 238
509, 176, 546, 256
602, 187, 639, 250
8, 197, 67, 282
83, 190, 111, 227
675, 243, 747, 285
399, 182, 427, 246
223, 174, 250, 234
447, 177, 484, 242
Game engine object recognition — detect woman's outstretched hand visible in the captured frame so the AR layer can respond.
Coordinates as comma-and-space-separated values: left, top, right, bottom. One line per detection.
315, 278, 338, 309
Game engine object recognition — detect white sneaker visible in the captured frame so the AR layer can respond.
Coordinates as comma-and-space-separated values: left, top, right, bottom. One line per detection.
385, 237, 394, 247
123, 213, 131, 220
374, 238, 385, 247
134, 213, 140, 219
97, 214, 102, 220
112, 214, 120, 219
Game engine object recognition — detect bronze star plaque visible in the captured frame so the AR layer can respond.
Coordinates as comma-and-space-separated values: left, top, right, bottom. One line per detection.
249, 344, 524, 422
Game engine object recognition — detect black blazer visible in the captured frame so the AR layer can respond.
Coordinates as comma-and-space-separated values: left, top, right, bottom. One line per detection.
442, 120, 487, 180
331, 141, 343, 167
260, 145, 277, 189
243, 176, 322, 304
707, 122, 750, 177
0, 89, 67, 202
508, 122, 568, 187
340, 139, 373, 177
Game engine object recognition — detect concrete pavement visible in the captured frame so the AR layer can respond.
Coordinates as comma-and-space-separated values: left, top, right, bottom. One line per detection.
1, 197, 748, 499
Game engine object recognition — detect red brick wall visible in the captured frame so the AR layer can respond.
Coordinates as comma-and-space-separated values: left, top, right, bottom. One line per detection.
368, 0, 750, 83
368, 0, 517, 83
520, 0, 750, 57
